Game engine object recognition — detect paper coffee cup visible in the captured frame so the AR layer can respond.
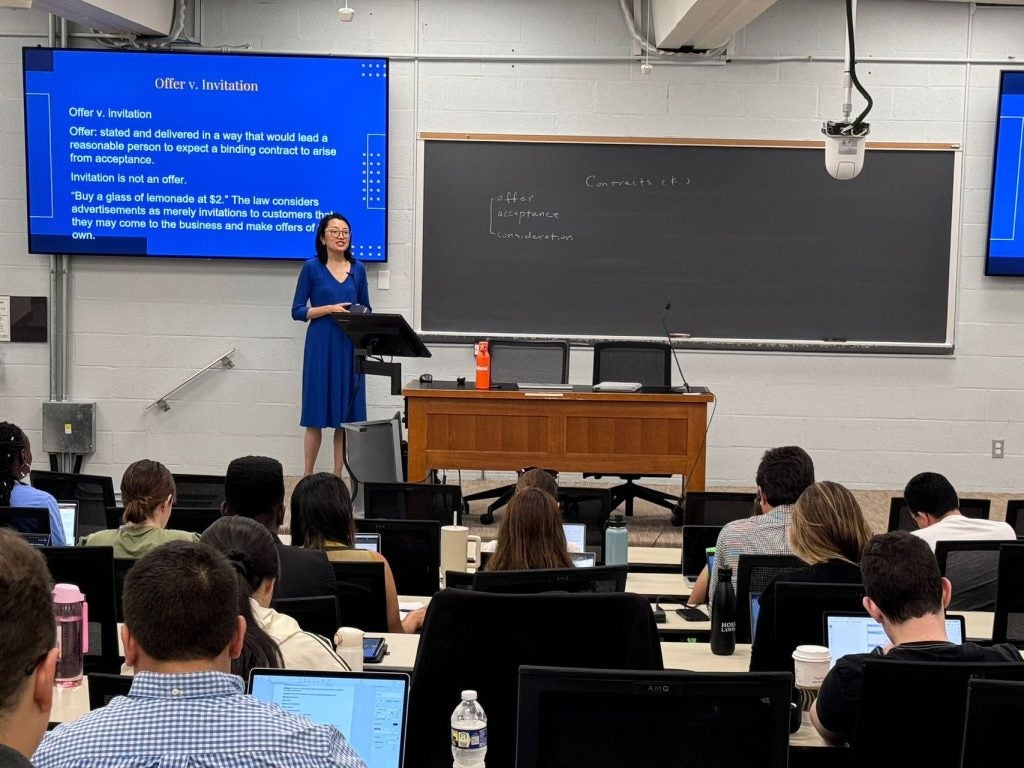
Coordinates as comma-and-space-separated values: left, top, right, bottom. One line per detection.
792, 644, 831, 689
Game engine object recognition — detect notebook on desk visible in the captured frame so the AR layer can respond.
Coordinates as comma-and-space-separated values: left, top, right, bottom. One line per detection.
247, 669, 410, 768
823, 612, 966, 669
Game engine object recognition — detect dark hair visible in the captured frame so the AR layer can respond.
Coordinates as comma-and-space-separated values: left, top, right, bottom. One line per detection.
224, 456, 285, 525
290, 473, 355, 550
121, 459, 176, 525
0, 529, 54, 714
755, 446, 815, 508
515, 468, 559, 499
861, 531, 943, 623
123, 540, 242, 662
200, 517, 284, 677
487, 488, 573, 572
314, 212, 353, 265
903, 472, 959, 519
0, 422, 28, 506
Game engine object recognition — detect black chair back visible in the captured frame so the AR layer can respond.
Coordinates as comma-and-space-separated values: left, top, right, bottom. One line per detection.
854, 659, 1024, 767
330, 560, 388, 632
1005, 500, 1024, 538
960, 678, 1024, 767
357, 518, 441, 596
993, 542, 1024, 645
0, 506, 52, 546
29, 471, 116, 537
409, 589, 663, 768
271, 595, 341, 640
488, 340, 569, 385
86, 673, 133, 710
471, 565, 627, 594
363, 481, 464, 527
112, 558, 136, 623
41, 546, 120, 673
734, 554, 804, 644
887, 496, 992, 532
170, 473, 226, 508
682, 491, 758, 526
935, 539, 1004, 611
592, 341, 671, 387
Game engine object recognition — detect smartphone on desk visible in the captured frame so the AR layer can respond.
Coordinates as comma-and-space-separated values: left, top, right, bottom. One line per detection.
676, 605, 710, 622
363, 636, 387, 664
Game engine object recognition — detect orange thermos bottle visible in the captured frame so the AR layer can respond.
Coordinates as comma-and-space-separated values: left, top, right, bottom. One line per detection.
475, 341, 491, 390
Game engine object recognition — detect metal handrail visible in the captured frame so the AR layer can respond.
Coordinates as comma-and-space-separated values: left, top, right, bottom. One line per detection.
146, 348, 236, 412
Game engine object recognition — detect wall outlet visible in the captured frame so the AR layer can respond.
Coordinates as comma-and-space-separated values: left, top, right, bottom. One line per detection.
992, 439, 1005, 459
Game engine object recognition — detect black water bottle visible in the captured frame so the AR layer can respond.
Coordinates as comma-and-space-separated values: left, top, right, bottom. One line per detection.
710, 565, 736, 656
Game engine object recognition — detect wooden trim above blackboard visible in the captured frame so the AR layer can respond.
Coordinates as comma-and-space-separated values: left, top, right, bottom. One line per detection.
419, 132, 959, 152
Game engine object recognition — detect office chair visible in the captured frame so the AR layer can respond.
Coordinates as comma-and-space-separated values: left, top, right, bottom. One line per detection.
41, 546, 121, 673
734, 554, 804, 644
587, 341, 678, 517
271, 596, 341, 640
935, 539, 1004, 611
992, 541, 1024, 646
363, 482, 464, 527
112, 557, 136, 623
408, 589, 663, 768
887, 496, 992, 532
1004, 499, 1024, 538
470, 565, 628, 594
558, 486, 612, 563
959, 678, 1024, 767
853, 659, 1024, 768
170, 473, 226, 508
87, 673, 134, 710
28, 470, 116, 537
357, 518, 442, 596
330, 560, 388, 633
462, 340, 570, 524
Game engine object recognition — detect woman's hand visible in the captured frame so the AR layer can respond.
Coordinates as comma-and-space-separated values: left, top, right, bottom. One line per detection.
329, 302, 352, 314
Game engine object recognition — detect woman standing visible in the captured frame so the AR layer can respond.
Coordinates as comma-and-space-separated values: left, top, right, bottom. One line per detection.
0, 421, 65, 546
291, 213, 371, 476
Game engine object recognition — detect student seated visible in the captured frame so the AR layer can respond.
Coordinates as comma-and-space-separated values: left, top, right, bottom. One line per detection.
485, 488, 573, 571
810, 531, 1022, 745
290, 472, 404, 634
1, 421, 65, 546
33, 541, 367, 768
81, 459, 199, 557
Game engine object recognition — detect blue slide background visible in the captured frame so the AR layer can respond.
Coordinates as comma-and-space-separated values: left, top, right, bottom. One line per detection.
23, 48, 388, 261
988, 71, 1024, 275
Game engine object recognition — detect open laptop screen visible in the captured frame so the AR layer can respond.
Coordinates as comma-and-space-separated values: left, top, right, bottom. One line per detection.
58, 502, 78, 546
824, 612, 966, 669
354, 532, 381, 553
562, 523, 586, 554
247, 669, 409, 768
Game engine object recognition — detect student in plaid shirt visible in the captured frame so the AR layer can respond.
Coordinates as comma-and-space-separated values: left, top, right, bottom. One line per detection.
34, 541, 366, 768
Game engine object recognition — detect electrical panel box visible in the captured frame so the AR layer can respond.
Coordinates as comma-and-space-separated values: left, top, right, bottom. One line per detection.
41, 401, 96, 454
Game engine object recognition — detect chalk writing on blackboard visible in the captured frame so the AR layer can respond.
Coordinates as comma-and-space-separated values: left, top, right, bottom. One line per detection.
489, 191, 573, 241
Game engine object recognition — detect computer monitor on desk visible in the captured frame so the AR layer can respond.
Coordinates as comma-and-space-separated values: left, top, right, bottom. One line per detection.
516, 666, 791, 768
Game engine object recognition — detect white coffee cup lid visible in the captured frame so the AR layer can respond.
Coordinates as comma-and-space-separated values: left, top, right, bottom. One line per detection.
335, 626, 364, 647
792, 644, 831, 662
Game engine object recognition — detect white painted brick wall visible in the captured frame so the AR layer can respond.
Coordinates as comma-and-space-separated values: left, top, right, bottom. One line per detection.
3, 0, 1024, 491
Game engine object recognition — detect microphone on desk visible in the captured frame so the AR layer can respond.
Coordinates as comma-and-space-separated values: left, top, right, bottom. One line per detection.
662, 301, 693, 393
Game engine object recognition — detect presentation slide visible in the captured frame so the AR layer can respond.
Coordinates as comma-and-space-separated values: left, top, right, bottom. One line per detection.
988, 71, 1024, 275
22, 48, 387, 261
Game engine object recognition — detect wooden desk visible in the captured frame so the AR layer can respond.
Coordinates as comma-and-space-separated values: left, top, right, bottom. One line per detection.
626, 572, 688, 599
628, 545, 681, 573
404, 382, 712, 488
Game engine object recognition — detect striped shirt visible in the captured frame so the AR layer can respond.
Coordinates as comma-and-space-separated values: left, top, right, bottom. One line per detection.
708, 505, 794, 603
33, 671, 366, 768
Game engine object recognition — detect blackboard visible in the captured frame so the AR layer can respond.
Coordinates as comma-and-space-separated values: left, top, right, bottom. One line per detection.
417, 136, 960, 351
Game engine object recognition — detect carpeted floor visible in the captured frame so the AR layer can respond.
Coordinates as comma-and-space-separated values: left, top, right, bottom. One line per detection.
284, 476, 1020, 549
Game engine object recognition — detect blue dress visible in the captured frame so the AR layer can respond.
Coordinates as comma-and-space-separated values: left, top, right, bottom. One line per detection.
291, 257, 371, 428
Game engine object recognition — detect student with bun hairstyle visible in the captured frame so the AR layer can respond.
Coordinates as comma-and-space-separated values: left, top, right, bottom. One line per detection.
81, 459, 199, 557
0, 421, 65, 546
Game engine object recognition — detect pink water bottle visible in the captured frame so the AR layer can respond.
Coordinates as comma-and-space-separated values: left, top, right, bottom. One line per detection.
53, 583, 88, 688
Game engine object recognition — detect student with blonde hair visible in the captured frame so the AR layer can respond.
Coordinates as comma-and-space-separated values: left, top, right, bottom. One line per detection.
749, 480, 873, 671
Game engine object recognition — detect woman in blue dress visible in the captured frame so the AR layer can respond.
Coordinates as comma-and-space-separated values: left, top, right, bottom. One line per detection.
291, 213, 371, 476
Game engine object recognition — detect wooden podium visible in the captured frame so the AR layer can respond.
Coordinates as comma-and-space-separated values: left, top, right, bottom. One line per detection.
403, 382, 712, 492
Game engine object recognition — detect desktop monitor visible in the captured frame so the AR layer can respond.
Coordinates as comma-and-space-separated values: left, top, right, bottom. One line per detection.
363, 482, 463, 527
682, 492, 758, 526
471, 565, 626, 594
770, 582, 866, 671
682, 524, 722, 581
356, 518, 441, 596
515, 666, 791, 768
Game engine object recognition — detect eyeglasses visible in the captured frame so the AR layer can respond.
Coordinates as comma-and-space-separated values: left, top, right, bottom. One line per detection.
326, 228, 350, 238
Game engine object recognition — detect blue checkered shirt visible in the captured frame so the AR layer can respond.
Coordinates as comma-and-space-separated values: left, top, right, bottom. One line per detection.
33, 671, 367, 768
708, 505, 794, 604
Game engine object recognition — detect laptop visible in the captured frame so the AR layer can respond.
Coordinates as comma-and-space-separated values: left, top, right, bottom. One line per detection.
823, 612, 966, 669
247, 669, 410, 768
570, 551, 597, 568
562, 523, 586, 554
58, 502, 79, 546
0, 507, 52, 547
354, 532, 381, 553
749, 592, 761, 642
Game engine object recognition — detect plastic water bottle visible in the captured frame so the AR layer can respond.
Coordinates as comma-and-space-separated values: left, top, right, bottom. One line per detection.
53, 583, 88, 688
474, 341, 491, 390
451, 690, 487, 768
603, 513, 628, 566
710, 565, 736, 656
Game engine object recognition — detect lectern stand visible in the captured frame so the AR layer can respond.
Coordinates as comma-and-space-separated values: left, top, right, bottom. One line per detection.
333, 312, 431, 395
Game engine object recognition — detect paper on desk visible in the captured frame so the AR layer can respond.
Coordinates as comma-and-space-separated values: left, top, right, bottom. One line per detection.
399, 601, 424, 614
